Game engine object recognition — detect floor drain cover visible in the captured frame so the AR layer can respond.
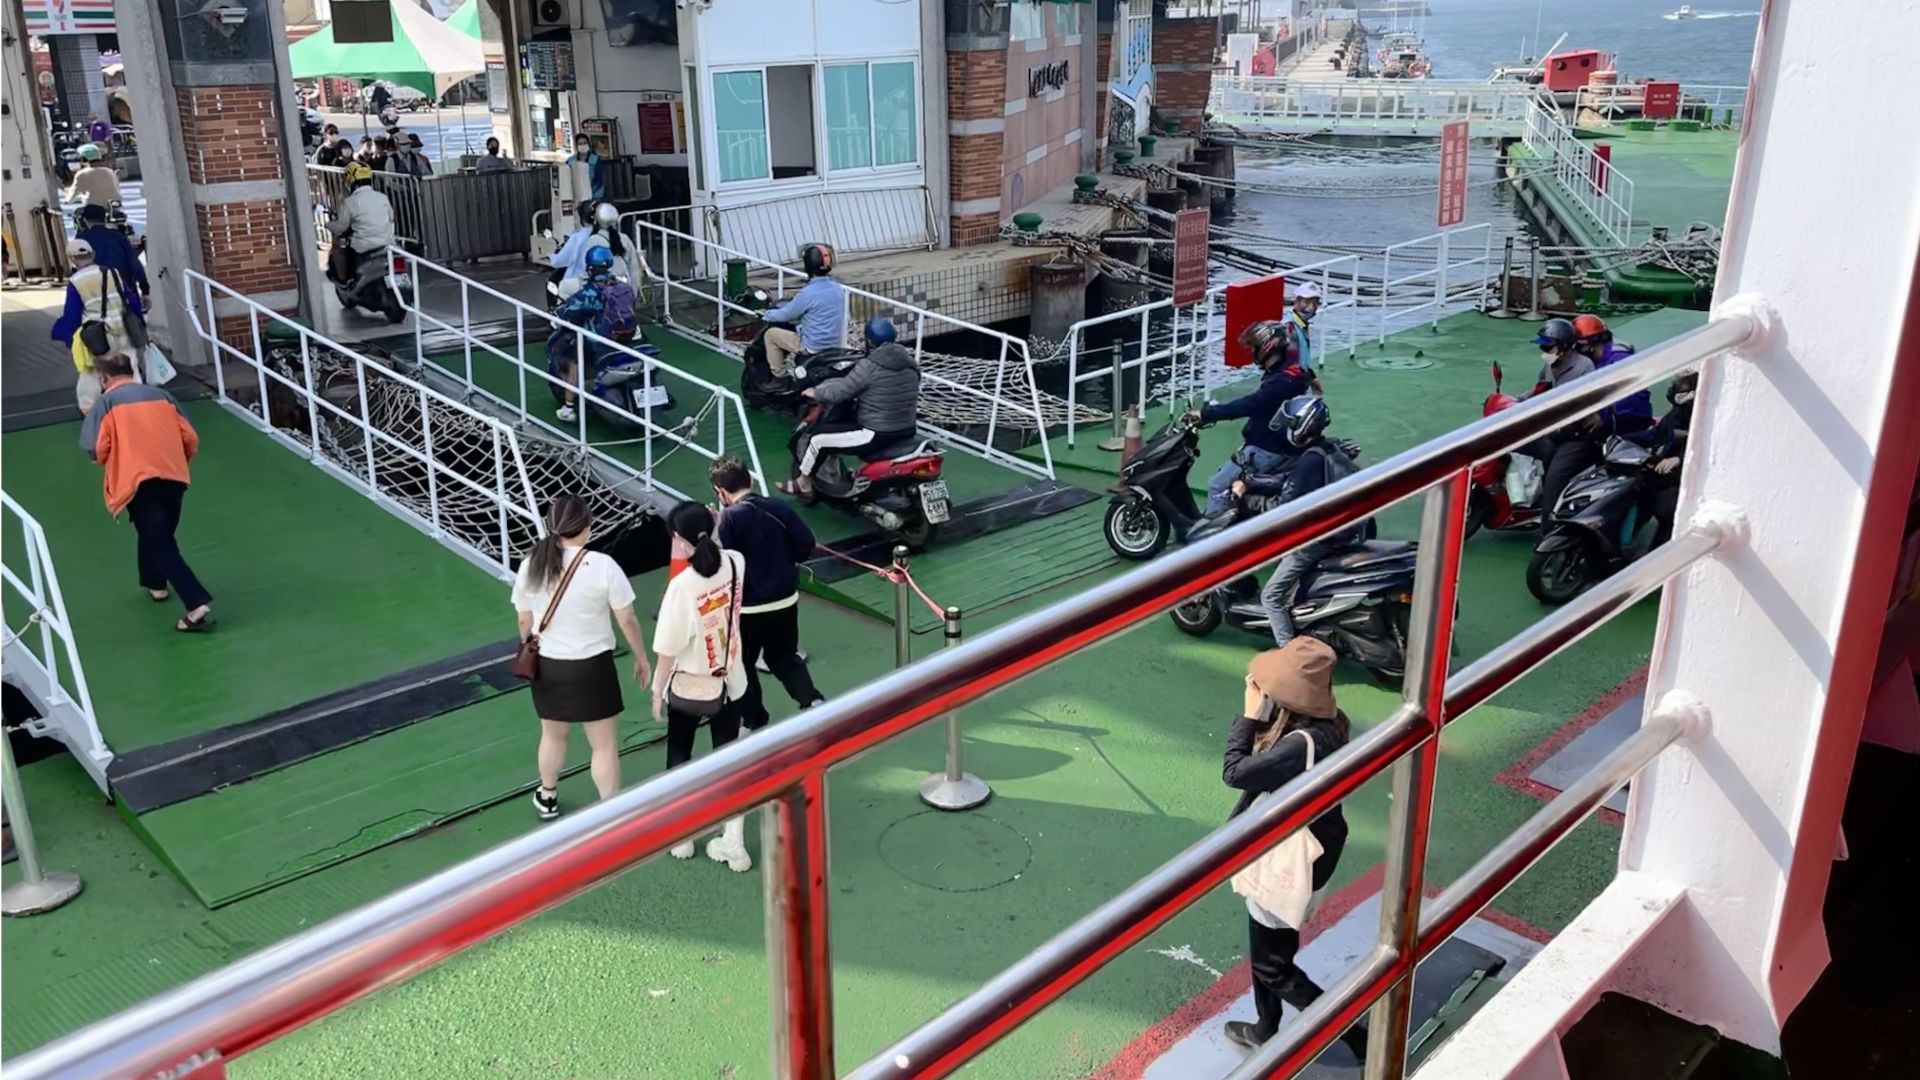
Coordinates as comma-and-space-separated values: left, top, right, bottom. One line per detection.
1356, 355, 1435, 372
878, 811, 1033, 893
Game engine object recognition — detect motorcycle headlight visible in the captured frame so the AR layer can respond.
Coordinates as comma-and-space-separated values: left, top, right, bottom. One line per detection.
1560, 494, 1595, 515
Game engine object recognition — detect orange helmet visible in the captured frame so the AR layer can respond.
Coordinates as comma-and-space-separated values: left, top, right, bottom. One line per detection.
1571, 313, 1609, 346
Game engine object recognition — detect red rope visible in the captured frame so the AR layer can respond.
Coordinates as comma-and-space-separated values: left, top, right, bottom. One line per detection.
812, 541, 946, 620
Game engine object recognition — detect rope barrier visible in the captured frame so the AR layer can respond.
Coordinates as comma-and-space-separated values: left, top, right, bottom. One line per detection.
810, 541, 946, 620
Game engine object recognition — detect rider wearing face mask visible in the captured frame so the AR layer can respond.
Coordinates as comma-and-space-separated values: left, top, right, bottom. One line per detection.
1282, 282, 1326, 396
1627, 372, 1697, 544
568, 135, 606, 201
1521, 317, 1601, 515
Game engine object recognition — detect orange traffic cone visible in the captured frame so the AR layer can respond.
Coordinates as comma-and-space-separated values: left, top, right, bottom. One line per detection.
1119, 408, 1143, 472
669, 533, 693, 580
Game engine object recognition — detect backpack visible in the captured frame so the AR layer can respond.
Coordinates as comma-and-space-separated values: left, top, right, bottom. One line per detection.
595, 277, 638, 339
1302, 443, 1370, 546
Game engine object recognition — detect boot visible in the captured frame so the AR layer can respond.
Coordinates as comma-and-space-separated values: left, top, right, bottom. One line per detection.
706, 815, 752, 872
1339, 1020, 1369, 1063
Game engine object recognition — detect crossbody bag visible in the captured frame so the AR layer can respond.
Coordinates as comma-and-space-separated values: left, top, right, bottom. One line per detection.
510, 548, 590, 680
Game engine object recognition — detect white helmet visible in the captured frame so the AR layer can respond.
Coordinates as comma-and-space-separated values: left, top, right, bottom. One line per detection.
594, 202, 619, 228
556, 277, 583, 300
1295, 282, 1324, 301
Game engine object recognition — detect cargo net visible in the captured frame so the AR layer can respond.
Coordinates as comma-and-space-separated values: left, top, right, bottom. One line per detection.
258, 342, 644, 566
915, 349, 1109, 430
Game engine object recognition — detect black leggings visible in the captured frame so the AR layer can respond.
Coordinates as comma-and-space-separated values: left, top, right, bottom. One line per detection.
1248, 916, 1328, 1040
665, 701, 742, 770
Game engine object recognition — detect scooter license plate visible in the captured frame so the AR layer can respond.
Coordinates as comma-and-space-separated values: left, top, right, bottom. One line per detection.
385, 274, 406, 292
920, 480, 951, 524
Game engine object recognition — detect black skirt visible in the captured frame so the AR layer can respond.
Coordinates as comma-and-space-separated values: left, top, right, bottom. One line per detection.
530, 650, 624, 722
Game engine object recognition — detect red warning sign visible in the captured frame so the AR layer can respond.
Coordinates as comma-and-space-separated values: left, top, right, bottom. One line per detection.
1437, 120, 1469, 227
1172, 207, 1210, 307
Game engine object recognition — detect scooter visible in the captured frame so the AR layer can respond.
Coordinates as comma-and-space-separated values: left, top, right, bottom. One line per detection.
1525, 436, 1657, 605
325, 231, 411, 323
1168, 496, 1418, 683
544, 325, 675, 430
740, 299, 864, 413
788, 362, 948, 549
1103, 413, 1206, 559
1467, 361, 1547, 538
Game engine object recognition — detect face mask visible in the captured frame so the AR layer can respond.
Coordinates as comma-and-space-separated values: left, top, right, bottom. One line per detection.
1541, 348, 1561, 362
576, 143, 590, 155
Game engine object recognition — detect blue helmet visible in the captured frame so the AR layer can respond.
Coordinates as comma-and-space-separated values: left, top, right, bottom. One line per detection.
584, 246, 615, 272
863, 316, 898, 347
1276, 393, 1331, 446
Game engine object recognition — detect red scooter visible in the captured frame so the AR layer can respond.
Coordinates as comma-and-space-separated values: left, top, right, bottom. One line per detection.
1467, 362, 1547, 538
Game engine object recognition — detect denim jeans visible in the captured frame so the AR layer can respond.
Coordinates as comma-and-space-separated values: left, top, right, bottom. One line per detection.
1204, 445, 1292, 516
1260, 536, 1346, 646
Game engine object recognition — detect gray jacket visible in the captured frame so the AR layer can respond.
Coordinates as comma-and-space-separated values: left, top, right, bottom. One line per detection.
813, 342, 920, 433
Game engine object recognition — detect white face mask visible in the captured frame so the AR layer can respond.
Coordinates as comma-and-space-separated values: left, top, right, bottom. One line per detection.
576, 143, 590, 155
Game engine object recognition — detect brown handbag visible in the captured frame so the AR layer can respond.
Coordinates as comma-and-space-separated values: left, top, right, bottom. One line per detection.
511, 548, 589, 680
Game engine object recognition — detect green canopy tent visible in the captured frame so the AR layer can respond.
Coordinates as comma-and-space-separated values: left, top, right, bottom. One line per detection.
292, 0, 484, 153
448, 0, 481, 39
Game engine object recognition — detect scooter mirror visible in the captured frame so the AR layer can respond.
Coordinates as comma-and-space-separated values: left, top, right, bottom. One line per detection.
1491, 361, 1504, 390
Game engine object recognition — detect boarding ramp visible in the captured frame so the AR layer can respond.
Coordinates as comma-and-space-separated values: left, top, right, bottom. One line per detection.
394, 248, 772, 500
180, 269, 547, 581
1062, 222, 1496, 447
0, 492, 109, 790
631, 217, 1070, 481
1209, 77, 1539, 136
1520, 95, 1638, 245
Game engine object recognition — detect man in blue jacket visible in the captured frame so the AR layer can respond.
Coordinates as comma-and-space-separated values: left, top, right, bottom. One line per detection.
712, 455, 824, 730
1193, 320, 1314, 516
761, 243, 847, 381
73, 204, 147, 311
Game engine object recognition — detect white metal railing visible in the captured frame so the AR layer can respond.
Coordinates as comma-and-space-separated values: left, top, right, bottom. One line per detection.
0, 492, 109, 789
1575, 82, 1749, 124
617, 204, 707, 285
1522, 95, 1637, 246
630, 218, 1056, 481
1208, 77, 1539, 133
1062, 224, 1497, 446
180, 268, 545, 581
707, 185, 939, 268
398, 248, 771, 500
1378, 222, 1496, 341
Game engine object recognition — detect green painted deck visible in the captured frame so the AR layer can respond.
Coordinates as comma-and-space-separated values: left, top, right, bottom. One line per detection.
2, 306, 1706, 1077
1573, 123, 1738, 238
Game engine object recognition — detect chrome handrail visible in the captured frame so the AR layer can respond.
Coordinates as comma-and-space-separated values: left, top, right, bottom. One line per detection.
7, 312, 1758, 1080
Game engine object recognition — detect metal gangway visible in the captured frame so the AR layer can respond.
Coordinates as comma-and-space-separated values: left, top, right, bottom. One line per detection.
1208, 77, 1542, 137
6, 305, 1765, 1080
0, 493, 109, 791
393, 248, 773, 501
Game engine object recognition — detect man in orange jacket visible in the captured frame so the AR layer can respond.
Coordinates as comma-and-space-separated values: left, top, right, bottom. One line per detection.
79, 352, 213, 633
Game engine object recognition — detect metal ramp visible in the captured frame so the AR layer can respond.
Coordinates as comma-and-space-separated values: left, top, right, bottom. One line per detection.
0, 493, 110, 791
1208, 78, 1539, 137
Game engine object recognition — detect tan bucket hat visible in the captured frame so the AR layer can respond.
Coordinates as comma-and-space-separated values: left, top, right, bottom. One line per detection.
1248, 637, 1338, 719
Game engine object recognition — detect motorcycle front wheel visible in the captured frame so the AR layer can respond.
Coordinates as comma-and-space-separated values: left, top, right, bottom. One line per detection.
1526, 542, 1594, 605
1169, 594, 1223, 637
1464, 490, 1493, 539
1103, 499, 1168, 560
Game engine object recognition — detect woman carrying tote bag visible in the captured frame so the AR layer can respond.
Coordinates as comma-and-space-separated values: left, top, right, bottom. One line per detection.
651, 501, 752, 872
1220, 637, 1369, 1060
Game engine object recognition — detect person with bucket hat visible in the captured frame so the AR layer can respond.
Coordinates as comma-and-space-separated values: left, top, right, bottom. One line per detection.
1220, 638, 1369, 1060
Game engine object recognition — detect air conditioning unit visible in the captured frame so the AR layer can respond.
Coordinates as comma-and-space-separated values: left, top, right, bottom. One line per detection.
531, 0, 571, 29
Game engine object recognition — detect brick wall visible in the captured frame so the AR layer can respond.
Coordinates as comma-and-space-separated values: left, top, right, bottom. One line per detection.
947, 47, 1008, 248
196, 201, 298, 295
1153, 15, 1218, 134
176, 87, 285, 185
950, 211, 1003, 247
947, 50, 1007, 120
1095, 22, 1115, 166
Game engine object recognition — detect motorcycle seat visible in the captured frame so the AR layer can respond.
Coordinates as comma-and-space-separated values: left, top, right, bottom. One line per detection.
858, 435, 926, 462
1320, 541, 1415, 570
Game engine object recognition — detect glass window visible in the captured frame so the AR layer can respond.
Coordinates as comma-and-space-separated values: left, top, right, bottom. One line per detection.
870, 61, 917, 168
1011, 2, 1047, 41
1057, 2, 1081, 35
712, 70, 769, 183
823, 63, 873, 171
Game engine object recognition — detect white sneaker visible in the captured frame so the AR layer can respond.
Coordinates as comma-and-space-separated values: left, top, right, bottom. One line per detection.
668, 840, 696, 860
556, 404, 577, 422
706, 836, 752, 873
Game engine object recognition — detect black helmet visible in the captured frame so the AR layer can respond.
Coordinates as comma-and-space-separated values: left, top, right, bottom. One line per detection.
1667, 372, 1698, 406
1276, 394, 1331, 447
1240, 320, 1288, 369
1532, 318, 1577, 351
800, 242, 835, 276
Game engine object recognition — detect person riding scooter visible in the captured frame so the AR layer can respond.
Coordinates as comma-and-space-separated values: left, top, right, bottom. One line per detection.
780, 317, 919, 498
1255, 395, 1367, 647
549, 246, 627, 422
761, 243, 848, 384
1571, 313, 1653, 435
1193, 320, 1315, 516
1518, 317, 1604, 517
329, 161, 395, 285
1283, 282, 1326, 396
1625, 372, 1696, 545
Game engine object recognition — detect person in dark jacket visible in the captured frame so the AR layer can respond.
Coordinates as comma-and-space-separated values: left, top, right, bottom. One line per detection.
73, 204, 147, 310
1627, 372, 1696, 545
1520, 318, 1604, 516
1254, 396, 1365, 647
1195, 320, 1314, 515
1220, 638, 1368, 1059
712, 455, 825, 730
1571, 314, 1653, 435
782, 317, 920, 496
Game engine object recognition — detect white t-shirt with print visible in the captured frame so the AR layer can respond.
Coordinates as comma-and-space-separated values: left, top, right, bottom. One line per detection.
652, 550, 748, 700
511, 546, 636, 660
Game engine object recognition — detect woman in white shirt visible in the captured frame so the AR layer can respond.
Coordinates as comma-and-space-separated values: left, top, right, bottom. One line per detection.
513, 495, 650, 821
652, 501, 752, 871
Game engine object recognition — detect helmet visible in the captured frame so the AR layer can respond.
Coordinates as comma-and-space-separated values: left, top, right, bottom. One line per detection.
1294, 282, 1324, 302
863, 316, 898, 347
78, 143, 101, 161
585, 246, 615, 271
1667, 372, 1698, 406
595, 201, 619, 228
1240, 320, 1287, 368
801, 242, 835, 276
1532, 317, 1577, 350
78, 203, 107, 224
1276, 394, 1331, 447
1571, 313, 1608, 346
344, 161, 374, 185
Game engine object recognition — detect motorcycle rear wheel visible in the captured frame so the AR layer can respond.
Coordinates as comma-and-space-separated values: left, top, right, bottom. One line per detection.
1526, 543, 1593, 605
1464, 490, 1493, 539
1104, 500, 1168, 560
1169, 594, 1222, 636
896, 514, 936, 551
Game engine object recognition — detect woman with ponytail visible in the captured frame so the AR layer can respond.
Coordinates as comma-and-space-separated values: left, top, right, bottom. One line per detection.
652, 501, 753, 871
513, 494, 650, 821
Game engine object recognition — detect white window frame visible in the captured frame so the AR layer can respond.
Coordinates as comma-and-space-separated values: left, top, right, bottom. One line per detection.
819, 56, 922, 178
709, 65, 776, 186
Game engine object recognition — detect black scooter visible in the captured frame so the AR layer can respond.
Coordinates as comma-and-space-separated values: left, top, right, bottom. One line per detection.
1103, 414, 1206, 559
1526, 436, 1658, 605
325, 230, 411, 323
1164, 466, 1418, 683
740, 305, 864, 413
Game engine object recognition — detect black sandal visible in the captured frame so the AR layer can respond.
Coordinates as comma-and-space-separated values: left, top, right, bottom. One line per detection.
175, 612, 215, 633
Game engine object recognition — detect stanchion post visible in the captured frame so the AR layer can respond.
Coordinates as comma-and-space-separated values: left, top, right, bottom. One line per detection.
1487, 236, 1518, 319
1520, 238, 1547, 322
918, 608, 991, 811
892, 545, 911, 668
1097, 346, 1127, 451
2, 728, 82, 916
